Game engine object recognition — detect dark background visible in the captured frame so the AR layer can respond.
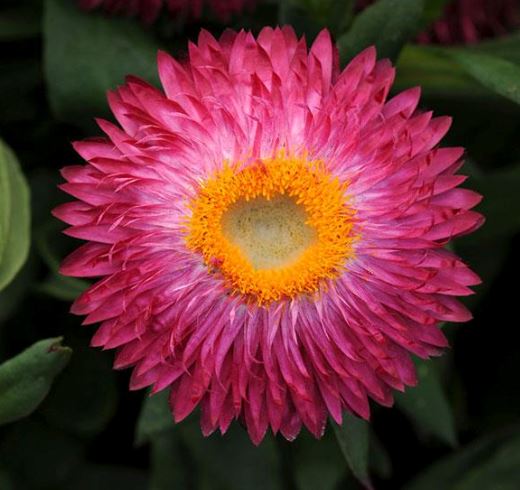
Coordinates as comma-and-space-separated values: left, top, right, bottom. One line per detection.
1, 1, 519, 489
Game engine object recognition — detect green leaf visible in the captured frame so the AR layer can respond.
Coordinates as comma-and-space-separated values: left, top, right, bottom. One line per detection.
0, 337, 71, 425
369, 431, 392, 479
279, 0, 355, 37
333, 412, 371, 488
41, 339, 117, 438
293, 430, 345, 490
466, 164, 520, 241
454, 433, 520, 490
135, 389, 172, 445
441, 49, 520, 106
404, 426, 520, 490
0, 139, 31, 292
338, 0, 424, 64
44, 0, 162, 131
179, 417, 283, 490
34, 219, 90, 301
395, 45, 483, 97
395, 359, 457, 447
38, 273, 89, 301
149, 432, 188, 490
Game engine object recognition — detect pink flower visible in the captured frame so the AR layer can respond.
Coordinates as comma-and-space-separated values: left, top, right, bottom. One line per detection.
55, 27, 483, 444
79, 0, 255, 23
357, 0, 519, 44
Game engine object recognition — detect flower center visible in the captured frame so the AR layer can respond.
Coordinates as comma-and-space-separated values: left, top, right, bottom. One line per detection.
185, 154, 357, 304
221, 195, 316, 270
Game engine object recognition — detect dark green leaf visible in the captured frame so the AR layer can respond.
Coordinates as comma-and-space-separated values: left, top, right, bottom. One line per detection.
279, 0, 355, 37
466, 164, 520, 241
41, 341, 117, 438
395, 45, 483, 97
454, 433, 520, 490
0, 139, 31, 292
149, 432, 189, 490
441, 49, 520, 106
180, 417, 283, 490
395, 359, 457, 446
369, 431, 392, 479
293, 430, 345, 490
333, 413, 371, 488
0, 337, 71, 425
135, 389, 172, 445
38, 273, 89, 301
44, 0, 162, 131
338, 0, 424, 64
404, 426, 520, 490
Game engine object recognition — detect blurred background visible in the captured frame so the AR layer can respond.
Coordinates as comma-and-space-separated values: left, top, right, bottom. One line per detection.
1, 0, 519, 488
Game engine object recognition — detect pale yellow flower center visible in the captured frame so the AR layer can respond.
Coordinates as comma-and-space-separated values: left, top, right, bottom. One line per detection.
185, 154, 357, 304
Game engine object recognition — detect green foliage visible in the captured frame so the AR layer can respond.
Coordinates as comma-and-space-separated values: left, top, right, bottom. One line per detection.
395, 359, 457, 447
135, 389, 172, 445
404, 427, 520, 490
338, 0, 424, 64
0, 338, 71, 425
0, 140, 30, 292
333, 413, 371, 488
44, 0, 161, 131
441, 49, 520, 106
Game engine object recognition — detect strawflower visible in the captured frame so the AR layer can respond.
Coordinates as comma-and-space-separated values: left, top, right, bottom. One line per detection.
55, 27, 483, 444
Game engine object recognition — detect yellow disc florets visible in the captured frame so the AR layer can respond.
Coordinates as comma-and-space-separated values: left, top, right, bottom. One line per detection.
185, 154, 357, 304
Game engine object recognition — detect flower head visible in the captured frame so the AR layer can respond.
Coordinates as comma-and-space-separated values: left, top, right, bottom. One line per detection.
55, 27, 483, 444
357, 0, 519, 44
79, 0, 255, 23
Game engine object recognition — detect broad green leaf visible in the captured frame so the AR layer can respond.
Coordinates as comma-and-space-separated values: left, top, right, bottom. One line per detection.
0, 337, 71, 425
38, 273, 89, 301
180, 417, 283, 490
293, 430, 345, 490
333, 413, 371, 488
44, 0, 161, 131
441, 49, 520, 106
149, 432, 188, 490
469, 32, 520, 65
338, 0, 424, 64
395, 359, 457, 446
279, 0, 355, 37
404, 427, 520, 490
0, 258, 35, 325
35, 219, 90, 300
369, 431, 392, 479
395, 45, 483, 97
0, 140, 30, 292
41, 340, 117, 437
466, 164, 520, 241
135, 389, 172, 445
454, 433, 520, 490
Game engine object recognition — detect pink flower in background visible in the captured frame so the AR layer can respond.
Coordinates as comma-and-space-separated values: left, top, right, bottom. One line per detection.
55, 27, 483, 444
79, 0, 255, 23
357, 0, 519, 44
